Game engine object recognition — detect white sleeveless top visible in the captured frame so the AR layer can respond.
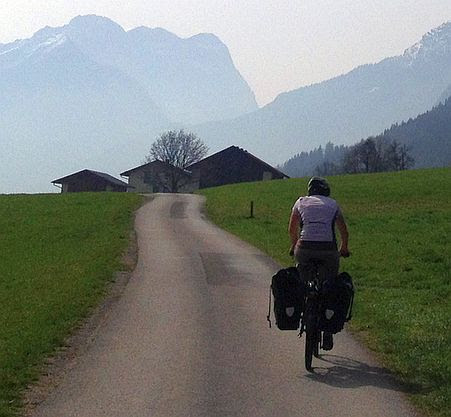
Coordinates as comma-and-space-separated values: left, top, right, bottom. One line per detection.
292, 195, 341, 242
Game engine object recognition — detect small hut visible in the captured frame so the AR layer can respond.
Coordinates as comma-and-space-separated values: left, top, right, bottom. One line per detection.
51, 169, 129, 193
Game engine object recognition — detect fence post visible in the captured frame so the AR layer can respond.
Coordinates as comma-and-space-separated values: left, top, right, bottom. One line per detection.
250, 201, 254, 218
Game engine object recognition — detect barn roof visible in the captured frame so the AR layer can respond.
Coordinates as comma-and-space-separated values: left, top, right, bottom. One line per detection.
187, 146, 290, 178
120, 160, 192, 177
51, 169, 129, 187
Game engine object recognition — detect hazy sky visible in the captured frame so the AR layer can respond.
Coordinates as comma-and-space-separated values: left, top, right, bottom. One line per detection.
1, 1, 451, 105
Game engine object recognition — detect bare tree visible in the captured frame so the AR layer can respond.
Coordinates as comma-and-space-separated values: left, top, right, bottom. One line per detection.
314, 160, 340, 176
145, 130, 208, 192
383, 140, 402, 171
398, 144, 415, 170
382, 140, 413, 171
342, 146, 361, 174
358, 138, 378, 173
341, 137, 415, 175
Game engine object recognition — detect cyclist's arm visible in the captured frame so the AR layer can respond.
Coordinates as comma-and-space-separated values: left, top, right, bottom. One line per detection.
288, 210, 300, 253
336, 212, 350, 256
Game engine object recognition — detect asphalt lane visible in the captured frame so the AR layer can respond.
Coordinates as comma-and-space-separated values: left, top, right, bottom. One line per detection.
31, 194, 420, 417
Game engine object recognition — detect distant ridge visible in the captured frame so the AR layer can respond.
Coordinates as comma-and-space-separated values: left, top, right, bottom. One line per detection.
191, 21, 451, 165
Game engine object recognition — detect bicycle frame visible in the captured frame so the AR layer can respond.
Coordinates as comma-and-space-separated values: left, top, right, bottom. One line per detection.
299, 260, 327, 371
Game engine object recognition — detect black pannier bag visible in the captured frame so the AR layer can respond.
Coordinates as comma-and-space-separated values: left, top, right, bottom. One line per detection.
268, 267, 306, 330
319, 271, 354, 334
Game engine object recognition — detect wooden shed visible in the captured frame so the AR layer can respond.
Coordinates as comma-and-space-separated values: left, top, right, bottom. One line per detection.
187, 146, 289, 189
120, 160, 196, 193
51, 170, 129, 193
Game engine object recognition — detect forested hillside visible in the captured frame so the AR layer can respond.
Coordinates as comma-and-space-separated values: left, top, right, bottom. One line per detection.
280, 96, 451, 177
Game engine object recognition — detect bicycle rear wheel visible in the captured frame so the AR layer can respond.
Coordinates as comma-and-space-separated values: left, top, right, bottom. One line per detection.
304, 313, 318, 371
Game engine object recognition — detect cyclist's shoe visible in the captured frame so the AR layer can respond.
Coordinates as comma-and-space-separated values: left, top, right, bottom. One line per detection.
322, 332, 333, 351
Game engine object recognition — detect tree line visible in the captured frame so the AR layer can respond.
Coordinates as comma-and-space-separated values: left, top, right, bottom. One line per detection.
315, 137, 414, 176
280, 95, 451, 177
280, 138, 414, 177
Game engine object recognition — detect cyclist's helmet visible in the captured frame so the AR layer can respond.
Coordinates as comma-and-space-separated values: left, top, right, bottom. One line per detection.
307, 176, 330, 196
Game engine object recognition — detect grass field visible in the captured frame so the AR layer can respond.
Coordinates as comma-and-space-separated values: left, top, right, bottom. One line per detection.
199, 168, 451, 417
0, 192, 143, 417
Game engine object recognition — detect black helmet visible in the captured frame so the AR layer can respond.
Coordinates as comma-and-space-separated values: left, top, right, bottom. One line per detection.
308, 176, 330, 196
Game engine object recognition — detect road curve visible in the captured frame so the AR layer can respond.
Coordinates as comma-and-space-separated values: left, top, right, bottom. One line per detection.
31, 194, 420, 417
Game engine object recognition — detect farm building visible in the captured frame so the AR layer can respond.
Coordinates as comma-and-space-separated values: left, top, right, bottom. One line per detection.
120, 160, 196, 193
187, 146, 289, 189
120, 146, 289, 193
51, 170, 129, 193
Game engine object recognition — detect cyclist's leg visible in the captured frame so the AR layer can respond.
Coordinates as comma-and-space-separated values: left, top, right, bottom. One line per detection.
294, 247, 315, 282
313, 250, 339, 351
296, 247, 339, 281
318, 250, 339, 281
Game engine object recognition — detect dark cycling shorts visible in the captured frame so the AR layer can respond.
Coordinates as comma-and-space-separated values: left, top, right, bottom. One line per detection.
294, 245, 339, 282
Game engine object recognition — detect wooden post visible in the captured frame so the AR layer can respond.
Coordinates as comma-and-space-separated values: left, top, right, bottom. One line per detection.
250, 201, 254, 218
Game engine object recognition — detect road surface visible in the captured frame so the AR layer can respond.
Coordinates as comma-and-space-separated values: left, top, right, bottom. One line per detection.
31, 194, 419, 417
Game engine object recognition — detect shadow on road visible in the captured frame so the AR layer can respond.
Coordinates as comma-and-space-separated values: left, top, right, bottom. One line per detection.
305, 354, 419, 393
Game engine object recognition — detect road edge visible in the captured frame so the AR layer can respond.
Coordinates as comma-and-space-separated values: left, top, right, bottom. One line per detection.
21, 197, 151, 416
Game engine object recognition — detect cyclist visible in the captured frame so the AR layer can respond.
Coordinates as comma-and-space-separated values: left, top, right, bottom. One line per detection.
288, 176, 350, 350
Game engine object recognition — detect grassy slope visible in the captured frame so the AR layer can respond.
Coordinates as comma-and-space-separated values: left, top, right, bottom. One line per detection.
0, 192, 143, 417
199, 168, 451, 417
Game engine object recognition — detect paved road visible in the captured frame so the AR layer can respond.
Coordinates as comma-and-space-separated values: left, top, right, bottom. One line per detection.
31, 194, 419, 417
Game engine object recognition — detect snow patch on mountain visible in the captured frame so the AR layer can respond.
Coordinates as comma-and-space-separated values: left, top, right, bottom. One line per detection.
0, 44, 21, 56
30, 33, 67, 55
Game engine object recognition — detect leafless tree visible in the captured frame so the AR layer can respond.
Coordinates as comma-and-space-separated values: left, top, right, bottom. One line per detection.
145, 130, 208, 192
357, 138, 378, 173
342, 146, 361, 174
314, 160, 340, 176
383, 140, 414, 171
398, 144, 415, 170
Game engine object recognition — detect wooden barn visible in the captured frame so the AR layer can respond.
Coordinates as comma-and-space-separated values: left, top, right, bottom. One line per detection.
51, 170, 129, 193
119, 146, 289, 193
120, 160, 196, 193
187, 146, 289, 189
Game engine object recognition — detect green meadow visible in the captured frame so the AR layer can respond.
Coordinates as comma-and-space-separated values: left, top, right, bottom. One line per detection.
199, 168, 451, 417
0, 192, 142, 417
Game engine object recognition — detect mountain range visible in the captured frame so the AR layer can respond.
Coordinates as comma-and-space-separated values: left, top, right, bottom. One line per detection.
1, 16, 450, 193
0, 15, 256, 193
191, 22, 451, 164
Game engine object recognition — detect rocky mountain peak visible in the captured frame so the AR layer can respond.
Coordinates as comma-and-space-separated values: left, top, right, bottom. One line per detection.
65, 15, 126, 47
404, 21, 451, 62
67, 15, 125, 34
127, 26, 180, 44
